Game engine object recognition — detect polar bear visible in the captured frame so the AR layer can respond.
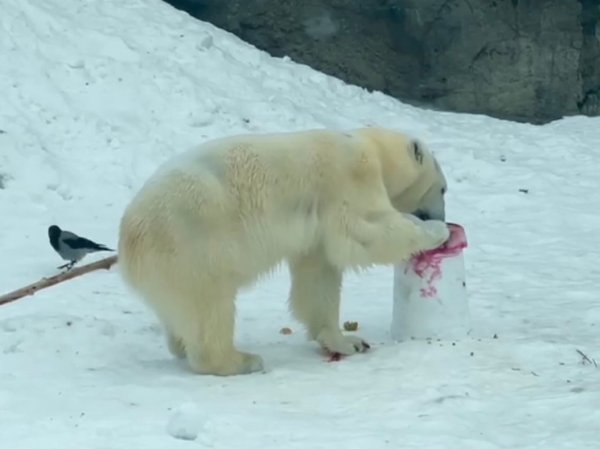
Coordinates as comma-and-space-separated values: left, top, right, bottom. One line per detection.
118, 127, 450, 376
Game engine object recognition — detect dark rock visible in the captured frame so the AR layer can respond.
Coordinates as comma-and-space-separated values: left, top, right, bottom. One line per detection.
164, 0, 600, 123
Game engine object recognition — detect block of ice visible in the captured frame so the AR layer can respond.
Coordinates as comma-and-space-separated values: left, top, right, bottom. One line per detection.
391, 223, 471, 341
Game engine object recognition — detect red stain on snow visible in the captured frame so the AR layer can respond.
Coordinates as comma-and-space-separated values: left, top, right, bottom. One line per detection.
327, 352, 343, 362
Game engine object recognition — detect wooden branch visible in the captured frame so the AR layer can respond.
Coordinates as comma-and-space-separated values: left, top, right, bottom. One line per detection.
576, 349, 598, 367
0, 255, 119, 307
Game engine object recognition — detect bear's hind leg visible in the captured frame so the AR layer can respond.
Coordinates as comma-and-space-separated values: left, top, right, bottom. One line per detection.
166, 329, 186, 359
288, 248, 370, 356
174, 284, 264, 376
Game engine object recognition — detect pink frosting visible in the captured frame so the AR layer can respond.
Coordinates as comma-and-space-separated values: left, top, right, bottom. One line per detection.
406, 223, 468, 298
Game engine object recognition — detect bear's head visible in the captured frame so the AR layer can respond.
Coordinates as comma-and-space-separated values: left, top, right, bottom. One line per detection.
362, 127, 447, 221
397, 139, 447, 222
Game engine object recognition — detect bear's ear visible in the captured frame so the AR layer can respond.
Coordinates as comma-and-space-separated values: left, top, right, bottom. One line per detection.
411, 140, 424, 165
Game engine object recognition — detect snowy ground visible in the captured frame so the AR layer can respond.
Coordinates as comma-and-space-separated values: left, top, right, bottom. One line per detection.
1, 0, 599, 448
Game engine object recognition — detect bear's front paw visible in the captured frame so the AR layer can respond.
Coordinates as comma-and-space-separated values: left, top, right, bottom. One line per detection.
316, 329, 371, 356
421, 220, 450, 248
187, 350, 265, 376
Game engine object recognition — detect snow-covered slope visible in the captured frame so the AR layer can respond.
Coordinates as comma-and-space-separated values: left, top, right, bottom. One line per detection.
1, 1, 599, 448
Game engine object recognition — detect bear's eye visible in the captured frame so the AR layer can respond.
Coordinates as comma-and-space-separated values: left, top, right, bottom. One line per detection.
441, 187, 446, 194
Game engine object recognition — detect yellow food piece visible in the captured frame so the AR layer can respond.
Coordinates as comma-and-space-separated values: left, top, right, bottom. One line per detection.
343, 321, 359, 331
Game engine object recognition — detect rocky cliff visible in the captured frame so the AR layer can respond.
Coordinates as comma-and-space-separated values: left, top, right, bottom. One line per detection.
164, 0, 600, 123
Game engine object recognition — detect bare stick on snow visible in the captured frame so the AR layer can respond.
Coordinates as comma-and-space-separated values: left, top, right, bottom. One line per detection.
0, 255, 118, 307
576, 349, 598, 367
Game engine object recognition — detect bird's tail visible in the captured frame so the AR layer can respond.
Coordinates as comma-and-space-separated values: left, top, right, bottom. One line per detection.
94, 244, 115, 252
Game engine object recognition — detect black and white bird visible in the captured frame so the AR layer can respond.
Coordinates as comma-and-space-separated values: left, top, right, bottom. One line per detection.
48, 225, 114, 270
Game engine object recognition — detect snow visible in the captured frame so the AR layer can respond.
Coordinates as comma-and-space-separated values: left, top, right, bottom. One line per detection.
166, 402, 205, 442
1, 0, 599, 447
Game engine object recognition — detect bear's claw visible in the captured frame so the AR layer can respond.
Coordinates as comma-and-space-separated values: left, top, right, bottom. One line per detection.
359, 340, 371, 350
327, 340, 371, 362
317, 329, 371, 357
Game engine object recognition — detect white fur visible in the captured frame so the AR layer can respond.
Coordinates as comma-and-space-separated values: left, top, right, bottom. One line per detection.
118, 127, 449, 376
